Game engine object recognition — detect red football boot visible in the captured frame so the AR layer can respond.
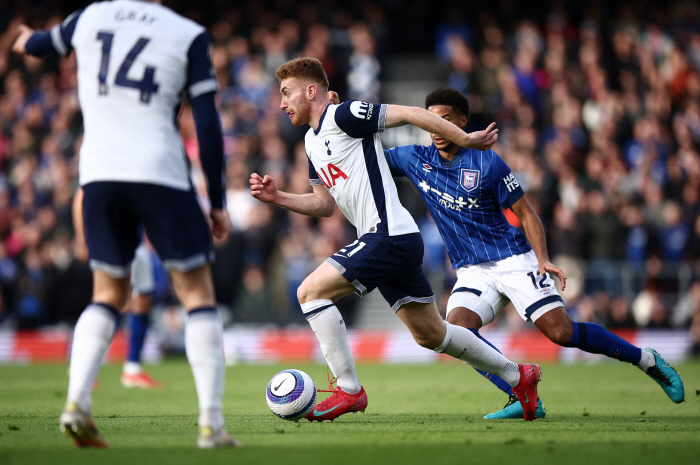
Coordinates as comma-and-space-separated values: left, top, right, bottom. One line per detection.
306, 374, 367, 422
121, 371, 164, 389
511, 363, 542, 421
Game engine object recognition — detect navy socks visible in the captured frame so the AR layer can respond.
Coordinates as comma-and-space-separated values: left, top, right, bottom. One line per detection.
570, 322, 642, 365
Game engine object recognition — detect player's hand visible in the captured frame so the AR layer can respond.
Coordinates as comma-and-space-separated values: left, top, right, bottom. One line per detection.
209, 208, 231, 240
538, 261, 567, 291
249, 173, 279, 204
12, 25, 34, 55
328, 91, 340, 105
464, 122, 499, 151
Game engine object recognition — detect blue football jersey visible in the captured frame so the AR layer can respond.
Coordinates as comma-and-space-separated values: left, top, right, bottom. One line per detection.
384, 145, 531, 268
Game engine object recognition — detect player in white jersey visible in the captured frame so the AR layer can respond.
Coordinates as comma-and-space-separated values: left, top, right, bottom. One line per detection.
14, 0, 237, 448
250, 57, 543, 422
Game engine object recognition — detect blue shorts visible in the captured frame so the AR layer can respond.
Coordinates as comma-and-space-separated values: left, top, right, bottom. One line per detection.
82, 182, 214, 278
325, 232, 435, 312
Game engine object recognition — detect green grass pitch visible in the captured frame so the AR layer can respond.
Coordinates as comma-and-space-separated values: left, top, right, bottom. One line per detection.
1, 359, 699, 465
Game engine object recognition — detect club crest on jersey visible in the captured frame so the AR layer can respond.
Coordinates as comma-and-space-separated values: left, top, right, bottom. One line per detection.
460, 169, 480, 192
350, 101, 373, 120
422, 163, 433, 173
325, 140, 332, 155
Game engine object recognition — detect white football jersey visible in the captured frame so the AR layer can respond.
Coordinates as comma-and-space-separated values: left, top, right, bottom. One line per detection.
52, 0, 218, 190
306, 101, 419, 237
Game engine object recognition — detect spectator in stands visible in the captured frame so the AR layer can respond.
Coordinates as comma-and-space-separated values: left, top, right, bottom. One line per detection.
0, 0, 697, 338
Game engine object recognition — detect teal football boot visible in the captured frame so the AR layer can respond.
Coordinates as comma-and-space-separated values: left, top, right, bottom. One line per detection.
644, 348, 685, 403
483, 395, 546, 419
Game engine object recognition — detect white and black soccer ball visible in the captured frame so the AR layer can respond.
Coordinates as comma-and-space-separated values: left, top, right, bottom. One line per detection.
266, 369, 317, 421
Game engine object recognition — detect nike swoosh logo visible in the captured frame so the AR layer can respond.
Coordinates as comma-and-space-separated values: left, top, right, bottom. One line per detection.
523, 392, 529, 404
274, 380, 285, 390
313, 404, 342, 416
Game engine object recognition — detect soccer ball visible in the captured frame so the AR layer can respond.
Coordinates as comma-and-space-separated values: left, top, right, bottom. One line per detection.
266, 369, 317, 421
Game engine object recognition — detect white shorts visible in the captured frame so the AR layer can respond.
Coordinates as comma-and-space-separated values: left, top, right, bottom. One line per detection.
130, 243, 155, 297
446, 250, 564, 325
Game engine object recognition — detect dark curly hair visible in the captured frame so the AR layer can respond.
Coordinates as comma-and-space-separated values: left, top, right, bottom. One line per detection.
424, 87, 470, 118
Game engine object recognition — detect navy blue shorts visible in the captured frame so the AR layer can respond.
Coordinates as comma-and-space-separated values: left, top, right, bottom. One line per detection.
326, 232, 435, 312
82, 182, 213, 277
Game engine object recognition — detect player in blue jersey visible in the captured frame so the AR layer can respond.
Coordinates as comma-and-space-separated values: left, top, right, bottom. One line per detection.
251, 57, 544, 422
380, 87, 685, 417
14, 0, 237, 448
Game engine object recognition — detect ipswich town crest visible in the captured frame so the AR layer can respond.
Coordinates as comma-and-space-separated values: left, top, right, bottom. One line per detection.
460, 169, 480, 192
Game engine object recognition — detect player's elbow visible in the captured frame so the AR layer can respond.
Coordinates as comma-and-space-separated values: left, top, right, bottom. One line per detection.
320, 203, 335, 217
314, 195, 336, 217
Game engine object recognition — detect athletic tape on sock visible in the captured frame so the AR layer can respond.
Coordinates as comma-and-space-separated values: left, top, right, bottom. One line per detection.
434, 322, 452, 353
301, 299, 334, 321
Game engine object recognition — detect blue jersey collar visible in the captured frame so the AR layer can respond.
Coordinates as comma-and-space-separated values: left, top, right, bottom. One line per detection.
314, 103, 330, 135
435, 146, 468, 168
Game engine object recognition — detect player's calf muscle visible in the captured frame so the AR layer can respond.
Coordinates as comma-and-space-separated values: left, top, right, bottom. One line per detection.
397, 302, 446, 349
534, 307, 573, 346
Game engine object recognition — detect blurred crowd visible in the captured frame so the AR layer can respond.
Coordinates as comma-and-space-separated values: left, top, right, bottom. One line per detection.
0, 0, 698, 353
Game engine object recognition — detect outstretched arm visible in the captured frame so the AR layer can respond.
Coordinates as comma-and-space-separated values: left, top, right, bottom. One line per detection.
250, 173, 336, 217
384, 105, 498, 151
13, 10, 83, 57
510, 196, 567, 290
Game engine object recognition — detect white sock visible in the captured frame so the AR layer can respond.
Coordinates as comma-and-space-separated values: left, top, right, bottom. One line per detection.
123, 361, 142, 376
435, 323, 521, 387
185, 307, 225, 430
301, 299, 361, 394
636, 349, 655, 372
66, 303, 118, 412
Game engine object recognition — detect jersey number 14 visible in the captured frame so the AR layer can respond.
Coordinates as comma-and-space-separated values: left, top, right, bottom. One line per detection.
96, 32, 159, 104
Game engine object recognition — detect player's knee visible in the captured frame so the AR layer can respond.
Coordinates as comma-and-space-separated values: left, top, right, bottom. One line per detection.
296, 285, 309, 304
297, 272, 337, 303
296, 281, 319, 304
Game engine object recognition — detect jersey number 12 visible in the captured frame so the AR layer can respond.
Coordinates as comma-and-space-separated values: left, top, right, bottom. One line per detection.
96, 32, 159, 104
527, 271, 550, 290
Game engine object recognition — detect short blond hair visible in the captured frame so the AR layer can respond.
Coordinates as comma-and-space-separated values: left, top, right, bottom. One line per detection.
276, 57, 329, 90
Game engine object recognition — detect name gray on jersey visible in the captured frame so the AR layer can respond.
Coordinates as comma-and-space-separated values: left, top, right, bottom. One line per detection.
115, 9, 157, 24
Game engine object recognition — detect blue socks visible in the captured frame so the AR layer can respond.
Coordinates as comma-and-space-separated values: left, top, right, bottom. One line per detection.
468, 329, 513, 396
127, 314, 149, 363
570, 322, 642, 365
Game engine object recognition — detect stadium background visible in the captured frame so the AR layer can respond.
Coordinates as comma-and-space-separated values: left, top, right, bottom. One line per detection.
0, 0, 698, 363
